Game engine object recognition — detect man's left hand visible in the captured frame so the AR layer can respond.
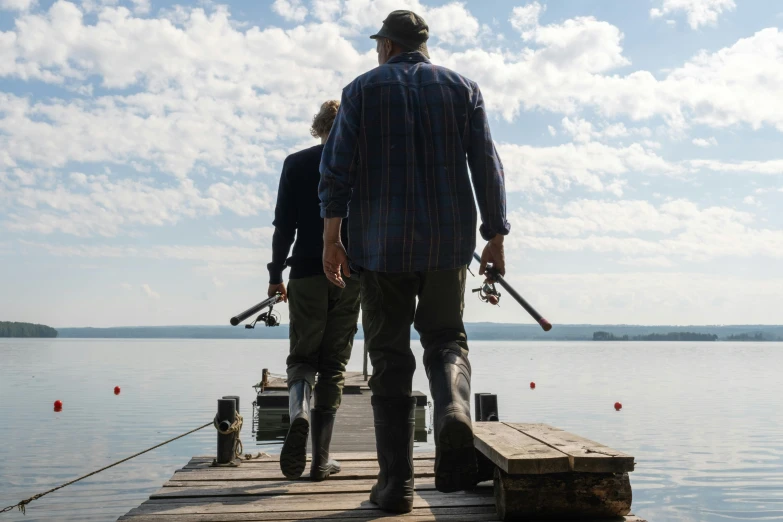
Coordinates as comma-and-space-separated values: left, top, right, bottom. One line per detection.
323, 240, 350, 288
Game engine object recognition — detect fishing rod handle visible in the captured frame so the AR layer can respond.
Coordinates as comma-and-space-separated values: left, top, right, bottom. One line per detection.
230, 294, 282, 326
471, 252, 552, 331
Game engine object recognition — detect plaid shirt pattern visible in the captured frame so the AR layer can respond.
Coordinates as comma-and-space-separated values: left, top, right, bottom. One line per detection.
319, 52, 510, 273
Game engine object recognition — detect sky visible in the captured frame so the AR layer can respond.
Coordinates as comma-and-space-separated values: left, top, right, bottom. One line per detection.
1, 0, 782, 328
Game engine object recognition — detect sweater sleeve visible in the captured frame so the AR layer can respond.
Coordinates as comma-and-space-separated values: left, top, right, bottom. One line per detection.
267, 159, 297, 284
465, 84, 511, 241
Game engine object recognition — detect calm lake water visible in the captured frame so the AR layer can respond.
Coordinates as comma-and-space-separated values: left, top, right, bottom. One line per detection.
0, 339, 781, 521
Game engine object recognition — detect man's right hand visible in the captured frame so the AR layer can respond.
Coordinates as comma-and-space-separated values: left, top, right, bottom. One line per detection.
267, 283, 288, 302
323, 240, 350, 288
479, 235, 506, 282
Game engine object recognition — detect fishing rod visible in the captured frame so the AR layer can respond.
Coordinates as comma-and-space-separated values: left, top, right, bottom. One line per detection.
230, 293, 284, 328
470, 252, 552, 332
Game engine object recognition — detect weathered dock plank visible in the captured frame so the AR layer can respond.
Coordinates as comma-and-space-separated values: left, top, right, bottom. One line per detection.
170, 463, 436, 481
472, 422, 571, 474
120, 505, 499, 521
122, 489, 495, 513
154, 478, 440, 498
189, 452, 436, 462
506, 423, 635, 473
182, 458, 435, 470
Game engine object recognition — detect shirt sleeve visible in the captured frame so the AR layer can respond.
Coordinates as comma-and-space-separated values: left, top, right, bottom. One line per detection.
267, 159, 297, 284
465, 84, 511, 241
319, 86, 361, 219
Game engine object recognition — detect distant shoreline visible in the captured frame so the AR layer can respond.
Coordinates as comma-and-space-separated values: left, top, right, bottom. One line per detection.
48, 323, 783, 341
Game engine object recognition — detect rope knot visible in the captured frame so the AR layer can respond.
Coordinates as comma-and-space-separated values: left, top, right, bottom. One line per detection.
213, 412, 244, 460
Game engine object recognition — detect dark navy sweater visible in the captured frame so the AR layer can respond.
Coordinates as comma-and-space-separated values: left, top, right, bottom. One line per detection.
267, 144, 348, 284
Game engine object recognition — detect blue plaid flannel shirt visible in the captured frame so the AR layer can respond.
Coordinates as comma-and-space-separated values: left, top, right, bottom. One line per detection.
319, 52, 510, 273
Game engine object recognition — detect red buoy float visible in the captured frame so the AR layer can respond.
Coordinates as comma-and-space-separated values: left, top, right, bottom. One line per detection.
614, 402, 622, 411
114, 386, 121, 395
54, 400, 63, 412
530, 382, 536, 389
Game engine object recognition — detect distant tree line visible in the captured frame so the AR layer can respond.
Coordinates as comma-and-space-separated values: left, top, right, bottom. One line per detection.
726, 332, 781, 341
593, 331, 718, 341
0, 322, 58, 338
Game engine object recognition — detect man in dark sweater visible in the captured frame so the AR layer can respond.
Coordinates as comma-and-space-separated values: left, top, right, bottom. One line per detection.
267, 100, 361, 482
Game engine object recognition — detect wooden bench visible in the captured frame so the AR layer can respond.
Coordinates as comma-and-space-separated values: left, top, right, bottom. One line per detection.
473, 422, 637, 521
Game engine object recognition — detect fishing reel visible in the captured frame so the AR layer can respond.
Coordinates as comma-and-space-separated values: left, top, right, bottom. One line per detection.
245, 306, 281, 328
472, 281, 501, 306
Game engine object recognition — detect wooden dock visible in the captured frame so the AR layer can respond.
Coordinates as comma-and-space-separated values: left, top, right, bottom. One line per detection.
119, 373, 647, 521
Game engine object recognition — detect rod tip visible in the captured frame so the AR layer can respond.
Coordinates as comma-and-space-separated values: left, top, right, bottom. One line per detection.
540, 319, 553, 332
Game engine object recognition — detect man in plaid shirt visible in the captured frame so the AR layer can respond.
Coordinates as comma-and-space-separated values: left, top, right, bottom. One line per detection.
319, 10, 510, 513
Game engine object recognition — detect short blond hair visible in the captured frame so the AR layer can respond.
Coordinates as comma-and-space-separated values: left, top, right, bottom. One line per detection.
310, 100, 340, 139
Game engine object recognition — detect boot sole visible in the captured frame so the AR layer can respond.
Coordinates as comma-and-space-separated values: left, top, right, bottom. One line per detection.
435, 415, 478, 492
280, 417, 309, 479
369, 485, 414, 513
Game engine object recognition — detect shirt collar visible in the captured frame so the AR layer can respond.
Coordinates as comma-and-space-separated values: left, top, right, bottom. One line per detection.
387, 52, 431, 65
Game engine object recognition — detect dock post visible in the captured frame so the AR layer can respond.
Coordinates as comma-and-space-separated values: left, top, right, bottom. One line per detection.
479, 394, 499, 421
474, 393, 489, 421
223, 395, 240, 415
216, 398, 237, 465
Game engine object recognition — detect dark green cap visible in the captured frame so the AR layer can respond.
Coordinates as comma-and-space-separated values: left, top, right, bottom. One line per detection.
370, 10, 430, 58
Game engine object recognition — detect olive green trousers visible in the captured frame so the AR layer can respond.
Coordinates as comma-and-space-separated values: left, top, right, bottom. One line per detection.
286, 274, 361, 410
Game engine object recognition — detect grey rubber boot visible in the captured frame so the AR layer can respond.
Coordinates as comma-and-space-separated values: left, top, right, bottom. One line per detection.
280, 380, 311, 479
309, 408, 341, 481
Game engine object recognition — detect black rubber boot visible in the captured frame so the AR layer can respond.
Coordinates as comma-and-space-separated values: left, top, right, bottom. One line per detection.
280, 380, 311, 479
369, 396, 416, 513
425, 344, 479, 493
309, 408, 341, 481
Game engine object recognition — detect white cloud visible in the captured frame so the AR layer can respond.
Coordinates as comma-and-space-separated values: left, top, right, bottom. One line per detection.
547, 125, 556, 136
743, 196, 761, 207
272, 0, 308, 22
212, 276, 224, 289
0, 170, 277, 237
692, 137, 718, 147
214, 229, 235, 240
129, 0, 149, 15
311, 0, 341, 22
206, 182, 274, 217
617, 255, 674, 268
2, 1, 783, 177
559, 117, 650, 143
509, 2, 543, 32
23, 241, 267, 262
234, 226, 276, 246
0, 0, 35, 10
689, 159, 783, 175
442, 23, 783, 133
498, 141, 678, 195
141, 283, 159, 299
650, 0, 736, 29
507, 198, 783, 262
120, 282, 132, 290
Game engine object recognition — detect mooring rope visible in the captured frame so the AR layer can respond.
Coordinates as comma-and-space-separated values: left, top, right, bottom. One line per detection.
213, 412, 244, 459
0, 421, 212, 515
